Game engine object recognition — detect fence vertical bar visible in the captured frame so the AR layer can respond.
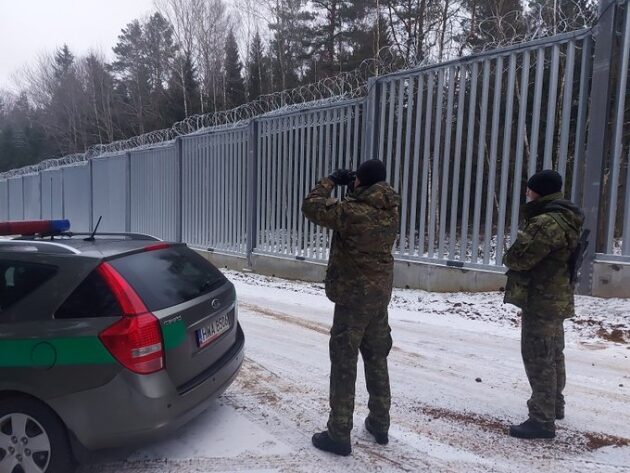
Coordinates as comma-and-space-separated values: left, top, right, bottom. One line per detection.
483, 56, 503, 264
449, 67, 467, 259
439, 67, 456, 258
419, 73, 435, 257
471, 59, 491, 264
378, 82, 387, 162
510, 51, 531, 244
393, 78, 405, 190
307, 118, 314, 258
461, 62, 479, 260
282, 119, 289, 254
558, 41, 576, 179
125, 152, 131, 233
257, 124, 264, 250
605, 5, 630, 254
247, 121, 258, 264
408, 76, 424, 256
292, 116, 300, 255
496, 54, 517, 264
324, 110, 333, 257
298, 113, 310, 258
543, 44, 561, 169
571, 37, 593, 204
399, 75, 415, 254
38, 172, 43, 220
88, 159, 94, 232
266, 121, 273, 251
344, 106, 352, 168
386, 81, 396, 180
529, 47, 546, 176
271, 119, 279, 254
353, 103, 360, 168
362, 77, 378, 162
579, 0, 617, 294
428, 70, 445, 258
287, 116, 295, 255
305, 117, 314, 257
317, 113, 325, 259
221, 133, 227, 250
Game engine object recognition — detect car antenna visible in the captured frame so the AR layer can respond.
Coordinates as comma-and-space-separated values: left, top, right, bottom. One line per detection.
85, 216, 103, 241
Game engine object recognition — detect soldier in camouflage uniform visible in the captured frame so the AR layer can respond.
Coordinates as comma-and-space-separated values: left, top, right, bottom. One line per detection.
302, 159, 400, 456
503, 170, 584, 439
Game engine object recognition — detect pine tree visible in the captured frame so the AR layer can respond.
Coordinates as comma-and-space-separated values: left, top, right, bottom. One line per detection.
224, 29, 246, 108
345, 13, 391, 72
144, 13, 177, 93
112, 20, 152, 134
461, 0, 527, 51
307, 0, 373, 77
168, 52, 200, 121
54, 44, 75, 80
247, 31, 270, 100
268, 0, 311, 91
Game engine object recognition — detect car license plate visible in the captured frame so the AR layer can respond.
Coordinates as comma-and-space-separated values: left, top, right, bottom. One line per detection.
196, 313, 231, 348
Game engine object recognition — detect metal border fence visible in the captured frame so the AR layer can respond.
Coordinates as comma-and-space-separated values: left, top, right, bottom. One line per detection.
365, 31, 593, 269
1, 0, 629, 295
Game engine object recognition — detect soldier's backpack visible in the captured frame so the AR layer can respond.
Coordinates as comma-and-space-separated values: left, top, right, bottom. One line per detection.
549, 212, 590, 284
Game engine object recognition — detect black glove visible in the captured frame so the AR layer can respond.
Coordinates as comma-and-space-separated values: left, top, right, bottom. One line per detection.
328, 169, 355, 186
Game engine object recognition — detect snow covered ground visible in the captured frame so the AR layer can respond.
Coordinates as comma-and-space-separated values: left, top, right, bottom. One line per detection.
81, 270, 630, 473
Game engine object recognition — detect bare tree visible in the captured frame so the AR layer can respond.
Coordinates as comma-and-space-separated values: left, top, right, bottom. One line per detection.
194, 0, 231, 113
155, 0, 201, 117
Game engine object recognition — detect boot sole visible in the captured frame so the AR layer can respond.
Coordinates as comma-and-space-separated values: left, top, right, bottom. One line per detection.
509, 428, 555, 439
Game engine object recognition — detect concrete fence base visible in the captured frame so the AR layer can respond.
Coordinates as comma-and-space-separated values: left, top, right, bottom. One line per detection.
196, 249, 630, 298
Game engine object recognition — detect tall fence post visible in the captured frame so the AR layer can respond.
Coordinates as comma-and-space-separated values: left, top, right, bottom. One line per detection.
88, 159, 94, 232
578, 0, 618, 295
247, 119, 259, 267
126, 152, 132, 232
362, 76, 380, 162
176, 137, 184, 243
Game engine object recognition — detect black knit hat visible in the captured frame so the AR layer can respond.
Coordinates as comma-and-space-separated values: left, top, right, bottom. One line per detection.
527, 170, 563, 197
356, 159, 387, 187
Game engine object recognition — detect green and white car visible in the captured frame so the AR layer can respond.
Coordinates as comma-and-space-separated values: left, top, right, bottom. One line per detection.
0, 222, 244, 473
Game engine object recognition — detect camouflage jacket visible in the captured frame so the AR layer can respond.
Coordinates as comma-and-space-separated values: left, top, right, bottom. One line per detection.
503, 192, 584, 319
302, 178, 400, 308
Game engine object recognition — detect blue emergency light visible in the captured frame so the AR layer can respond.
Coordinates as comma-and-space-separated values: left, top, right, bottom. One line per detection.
0, 219, 71, 236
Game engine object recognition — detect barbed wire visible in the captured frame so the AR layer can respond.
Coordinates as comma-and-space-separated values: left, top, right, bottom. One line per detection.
0, 0, 604, 180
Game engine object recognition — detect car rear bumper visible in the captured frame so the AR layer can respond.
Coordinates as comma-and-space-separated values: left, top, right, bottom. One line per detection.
49, 323, 245, 454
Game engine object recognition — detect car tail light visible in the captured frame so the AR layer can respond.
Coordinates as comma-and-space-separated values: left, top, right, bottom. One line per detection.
97, 263, 165, 375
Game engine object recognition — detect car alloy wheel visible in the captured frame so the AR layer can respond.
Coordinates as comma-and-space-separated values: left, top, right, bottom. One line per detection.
0, 413, 51, 473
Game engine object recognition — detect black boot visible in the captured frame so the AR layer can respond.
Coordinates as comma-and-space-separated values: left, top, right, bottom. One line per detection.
365, 417, 389, 445
312, 431, 351, 456
509, 419, 555, 439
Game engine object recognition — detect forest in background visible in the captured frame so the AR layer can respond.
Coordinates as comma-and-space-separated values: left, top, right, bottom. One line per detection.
0, 0, 596, 172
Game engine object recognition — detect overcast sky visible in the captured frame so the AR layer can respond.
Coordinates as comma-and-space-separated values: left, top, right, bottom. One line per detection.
0, 0, 157, 90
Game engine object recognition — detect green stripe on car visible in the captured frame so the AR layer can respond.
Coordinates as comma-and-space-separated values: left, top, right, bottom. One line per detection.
0, 337, 115, 367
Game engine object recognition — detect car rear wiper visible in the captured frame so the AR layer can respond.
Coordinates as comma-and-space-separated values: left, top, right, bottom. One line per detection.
198, 279, 223, 296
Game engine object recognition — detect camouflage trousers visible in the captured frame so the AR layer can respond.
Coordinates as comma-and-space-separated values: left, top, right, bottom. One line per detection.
327, 304, 393, 443
521, 312, 566, 427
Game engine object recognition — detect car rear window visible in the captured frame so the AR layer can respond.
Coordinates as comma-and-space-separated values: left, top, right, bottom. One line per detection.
55, 271, 121, 319
109, 246, 227, 311
0, 260, 57, 313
